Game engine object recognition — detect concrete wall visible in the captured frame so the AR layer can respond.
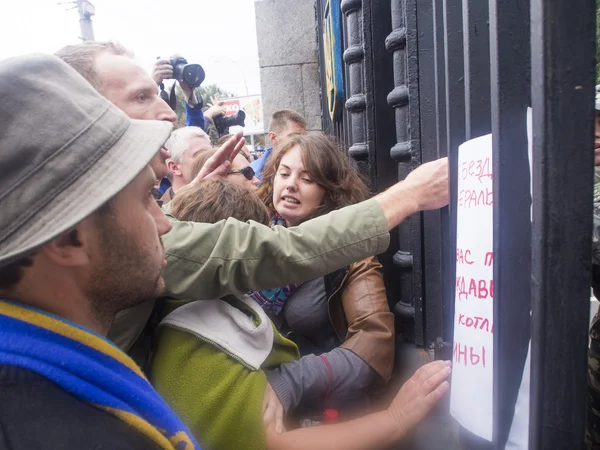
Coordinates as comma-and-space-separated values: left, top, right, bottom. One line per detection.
254, 0, 322, 133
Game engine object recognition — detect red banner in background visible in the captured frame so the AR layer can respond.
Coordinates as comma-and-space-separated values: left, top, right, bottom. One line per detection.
223, 99, 241, 117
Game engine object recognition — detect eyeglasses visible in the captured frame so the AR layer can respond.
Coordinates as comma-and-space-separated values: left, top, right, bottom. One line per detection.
227, 166, 255, 180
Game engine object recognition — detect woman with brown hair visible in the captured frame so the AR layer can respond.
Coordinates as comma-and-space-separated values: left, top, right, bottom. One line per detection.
255, 132, 395, 420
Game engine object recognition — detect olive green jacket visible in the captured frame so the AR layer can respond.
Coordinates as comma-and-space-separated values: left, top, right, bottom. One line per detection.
108, 198, 390, 351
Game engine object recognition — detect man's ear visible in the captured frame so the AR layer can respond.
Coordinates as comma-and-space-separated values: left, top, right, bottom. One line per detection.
268, 132, 277, 147
167, 160, 181, 176
40, 226, 92, 268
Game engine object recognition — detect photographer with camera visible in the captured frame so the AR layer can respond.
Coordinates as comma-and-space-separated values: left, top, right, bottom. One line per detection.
152, 58, 247, 145
152, 56, 206, 130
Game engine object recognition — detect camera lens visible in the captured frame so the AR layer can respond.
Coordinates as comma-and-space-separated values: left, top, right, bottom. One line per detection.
182, 64, 205, 88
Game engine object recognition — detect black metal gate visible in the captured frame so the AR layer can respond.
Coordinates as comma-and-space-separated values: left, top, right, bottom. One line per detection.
315, 0, 596, 448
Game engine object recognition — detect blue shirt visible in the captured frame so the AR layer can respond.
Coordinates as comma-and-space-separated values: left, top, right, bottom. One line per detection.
250, 147, 273, 181
185, 103, 205, 130
158, 177, 171, 194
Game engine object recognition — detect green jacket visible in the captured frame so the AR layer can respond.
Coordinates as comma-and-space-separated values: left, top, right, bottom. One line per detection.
108, 198, 390, 351
150, 296, 299, 450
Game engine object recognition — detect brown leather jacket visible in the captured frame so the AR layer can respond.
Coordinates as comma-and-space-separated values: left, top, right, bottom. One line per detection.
326, 255, 395, 381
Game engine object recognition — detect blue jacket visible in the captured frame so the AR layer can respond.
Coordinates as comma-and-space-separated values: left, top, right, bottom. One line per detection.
250, 147, 273, 182
186, 103, 205, 130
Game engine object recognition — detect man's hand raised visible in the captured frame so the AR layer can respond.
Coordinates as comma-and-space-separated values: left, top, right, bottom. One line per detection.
375, 157, 449, 230
190, 130, 246, 184
403, 157, 449, 211
205, 94, 226, 119
204, 103, 226, 119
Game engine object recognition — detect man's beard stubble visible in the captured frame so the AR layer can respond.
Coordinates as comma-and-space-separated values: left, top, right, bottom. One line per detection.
85, 216, 165, 330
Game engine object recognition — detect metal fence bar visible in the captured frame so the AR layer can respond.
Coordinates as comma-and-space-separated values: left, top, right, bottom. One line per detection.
529, 0, 596, 447
404, 0, 426, 347
443, 0, 496, 447
340, 0, 369, 165
385, 0, 427, 346
462, 0, 490, 140
370, 0, 397, 194
488, 0, 531, 447
387, 0, 419, 342
432, 0, 454, 343
441, 0, 465, 346
418, 0, 445, 347
387, 0, 411, 165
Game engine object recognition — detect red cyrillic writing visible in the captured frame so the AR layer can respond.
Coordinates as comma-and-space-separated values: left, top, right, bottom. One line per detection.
458, 187, 493, 209
453, 342, 487, 367
484, 252, 493, 266
456, 248, 474, 265
459, 157, 493, 182
456, 276, 494, 300
457, 314, 494, 334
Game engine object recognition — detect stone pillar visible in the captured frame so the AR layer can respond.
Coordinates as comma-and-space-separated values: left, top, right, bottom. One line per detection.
254, 0, 322, 133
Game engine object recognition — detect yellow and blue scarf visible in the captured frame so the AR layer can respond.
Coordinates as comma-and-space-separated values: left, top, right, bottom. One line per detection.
0, 299, 200, 450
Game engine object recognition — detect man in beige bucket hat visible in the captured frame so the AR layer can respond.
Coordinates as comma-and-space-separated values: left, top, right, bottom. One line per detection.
0, 52, 451, 450
0, 54, 204, 449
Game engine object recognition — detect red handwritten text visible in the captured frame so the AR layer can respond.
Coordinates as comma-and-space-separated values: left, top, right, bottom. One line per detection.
459, 157, 493, 182
457, 314, 494, 334
456, 248, 474, 265
453, 342, 487, 367
458, 187, 493, 209
456, 276, 494, 301
484, 252, 493, 267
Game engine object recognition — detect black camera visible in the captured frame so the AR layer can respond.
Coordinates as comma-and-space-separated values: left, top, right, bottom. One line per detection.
214, 110, 246, 135
170, 55, 205, 89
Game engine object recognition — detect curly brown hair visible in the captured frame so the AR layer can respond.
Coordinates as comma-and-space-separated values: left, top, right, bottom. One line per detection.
257, 133, 370, 219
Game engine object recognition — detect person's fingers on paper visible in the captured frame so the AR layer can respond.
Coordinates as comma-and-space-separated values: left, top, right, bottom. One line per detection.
386, 360, 451, 435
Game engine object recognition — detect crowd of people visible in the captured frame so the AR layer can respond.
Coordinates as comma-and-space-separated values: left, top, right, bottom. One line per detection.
0, 41, 452, 450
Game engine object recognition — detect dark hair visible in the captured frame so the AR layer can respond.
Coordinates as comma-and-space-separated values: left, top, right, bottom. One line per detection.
257, 133, 370, 219
0, 256, 34, 291
169, 178, 270, 225
269, 110, 307, 134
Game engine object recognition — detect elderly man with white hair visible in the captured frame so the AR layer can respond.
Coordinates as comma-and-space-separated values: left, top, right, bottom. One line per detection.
161, 126, 212, 204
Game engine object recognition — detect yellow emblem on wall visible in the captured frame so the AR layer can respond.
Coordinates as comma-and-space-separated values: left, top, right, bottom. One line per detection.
322, 0, 344, 121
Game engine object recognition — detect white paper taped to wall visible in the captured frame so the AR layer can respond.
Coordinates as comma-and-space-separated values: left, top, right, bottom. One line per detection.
450, 133, 494, 441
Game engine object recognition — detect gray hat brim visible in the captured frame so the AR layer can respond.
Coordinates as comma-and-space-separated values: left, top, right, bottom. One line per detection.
0, 118, 173, 268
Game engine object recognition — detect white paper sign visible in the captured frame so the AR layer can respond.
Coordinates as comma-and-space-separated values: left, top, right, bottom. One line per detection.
450, 133, 494, 441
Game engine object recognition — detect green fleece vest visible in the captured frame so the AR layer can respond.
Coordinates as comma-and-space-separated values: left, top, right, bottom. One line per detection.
150, 295, 299, 450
